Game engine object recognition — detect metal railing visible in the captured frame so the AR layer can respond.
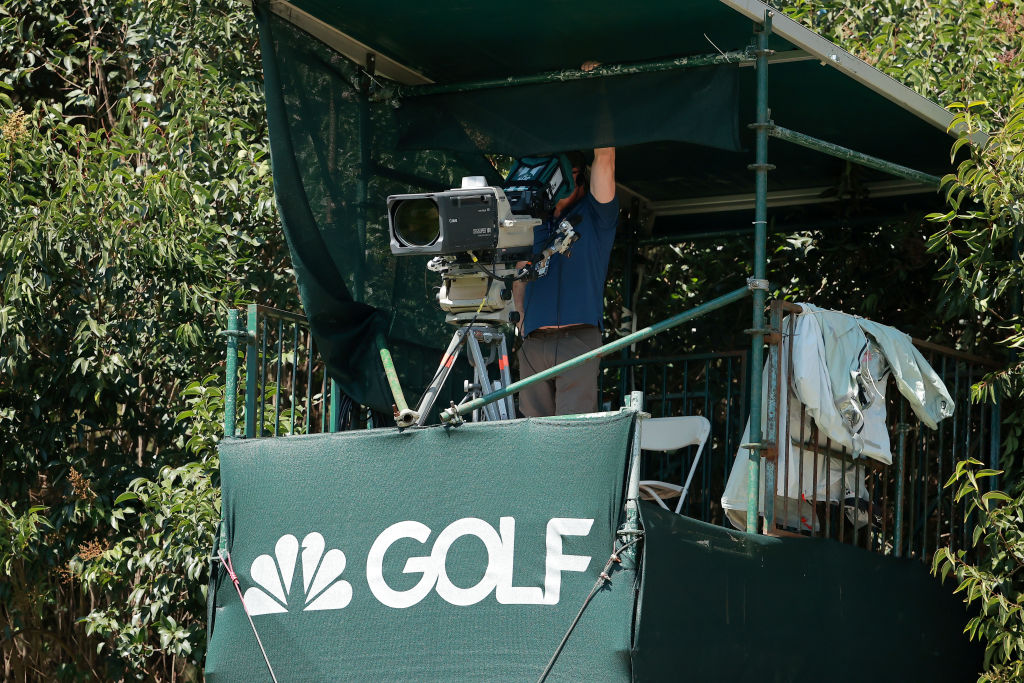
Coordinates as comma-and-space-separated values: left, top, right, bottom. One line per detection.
760, 301, 1002, 562
600, 352, 750, 526
223, 303, 1002, 565
224, 305, 353, 438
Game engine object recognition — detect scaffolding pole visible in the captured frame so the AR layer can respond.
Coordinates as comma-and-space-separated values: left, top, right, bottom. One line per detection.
746, 11, 773, 534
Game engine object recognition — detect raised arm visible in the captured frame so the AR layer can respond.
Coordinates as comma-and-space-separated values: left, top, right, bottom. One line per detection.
590, 147, 616, 204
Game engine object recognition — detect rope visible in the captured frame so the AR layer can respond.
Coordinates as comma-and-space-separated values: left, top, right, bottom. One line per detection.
218, 550, 280, 683
536, 536, 642, 683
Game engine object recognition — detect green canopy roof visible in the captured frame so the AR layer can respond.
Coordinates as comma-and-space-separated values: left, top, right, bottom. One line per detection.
264, 0, 958, 234
252, 0, 963, 410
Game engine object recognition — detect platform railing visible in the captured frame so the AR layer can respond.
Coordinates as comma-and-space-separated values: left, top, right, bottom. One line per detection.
223, 303, 1002, 564
600, 352, 750, 526
224, 305, 349, 438
761, 301, 1002, 562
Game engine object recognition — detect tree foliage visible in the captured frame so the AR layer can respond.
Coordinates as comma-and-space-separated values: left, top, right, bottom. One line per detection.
1, 0, 1022, 680
0, 0, 291, 678
933, 461, 1024, 682
774, 1, 1024, 349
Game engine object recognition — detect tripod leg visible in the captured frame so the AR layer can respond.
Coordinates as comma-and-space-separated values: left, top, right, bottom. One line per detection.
491, 380, 509, 420
483, 337, 509, 421
497, 335, 516, 418
466, 332, 500, 421
415, 328, 467, 426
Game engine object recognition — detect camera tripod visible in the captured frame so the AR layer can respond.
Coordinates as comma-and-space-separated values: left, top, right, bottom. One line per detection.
401, 218, 578, 427
413, 323, 516, 426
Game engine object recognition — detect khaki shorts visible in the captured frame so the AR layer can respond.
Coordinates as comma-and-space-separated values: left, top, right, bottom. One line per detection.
517, 326, 602, 417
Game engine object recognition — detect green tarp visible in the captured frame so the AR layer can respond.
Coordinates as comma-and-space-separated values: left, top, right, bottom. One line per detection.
635, 503, 982, 681
206, 413, 639, 681
257, 9, 494, 414
206, 414, 982, 680
397, 67, 740, 156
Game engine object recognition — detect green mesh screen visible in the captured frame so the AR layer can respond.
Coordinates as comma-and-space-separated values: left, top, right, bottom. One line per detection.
206, 414, 638, 681
255, 6, 739, 414
258, 11, 496, 415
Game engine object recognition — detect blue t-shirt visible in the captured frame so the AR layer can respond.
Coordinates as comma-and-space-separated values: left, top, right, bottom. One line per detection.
522, 193, 619, 337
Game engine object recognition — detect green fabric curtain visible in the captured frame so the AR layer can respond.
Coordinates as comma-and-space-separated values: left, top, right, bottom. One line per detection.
257, 8, 493, 413
397, 67, 740, 156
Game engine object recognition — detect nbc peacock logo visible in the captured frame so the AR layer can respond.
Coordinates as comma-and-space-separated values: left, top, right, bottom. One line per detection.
243, 533, 352, 616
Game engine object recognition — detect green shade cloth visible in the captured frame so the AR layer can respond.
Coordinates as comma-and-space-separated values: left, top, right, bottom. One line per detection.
634, 503, 982, 681
257, 8, 499, 413
206, 413, 639, 681
397, 67, 741, 156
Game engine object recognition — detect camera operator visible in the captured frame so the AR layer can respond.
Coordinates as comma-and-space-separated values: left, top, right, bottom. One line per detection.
513, 146, 618, 417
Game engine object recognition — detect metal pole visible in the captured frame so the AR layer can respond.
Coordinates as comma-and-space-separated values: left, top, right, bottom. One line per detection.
746, 11, 772, 534
415, 327, 468, 426
466, 334, 500, 422
638, 227, 755, 247
620, 391, 646, 564
440, 286, 752, 423
375, 332, 416, 425
768, 125, 941, 187
763, 301, 782, 533
224, 309, 239, 438
245, 305, 259, 439
892, 401, 909, 557
895, 405, 908, 558
329, 380, 341, 432
390, 51, 753, 100
620, 220, 635, 405
497, 335, 516, 418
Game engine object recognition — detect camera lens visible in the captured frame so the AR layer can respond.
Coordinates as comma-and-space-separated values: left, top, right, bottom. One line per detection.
393, 198, 440, 246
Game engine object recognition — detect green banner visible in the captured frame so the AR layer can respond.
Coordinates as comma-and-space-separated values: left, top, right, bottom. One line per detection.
207, 413, 637, 681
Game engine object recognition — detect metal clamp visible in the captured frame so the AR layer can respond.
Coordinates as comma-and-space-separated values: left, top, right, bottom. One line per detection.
439, 401, 465, 426
219, 329, 255, 342
746, 278, 770, 291
746, 163, 776, 171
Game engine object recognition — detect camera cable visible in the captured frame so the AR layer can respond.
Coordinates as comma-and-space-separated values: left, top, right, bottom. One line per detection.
535, 535, 642, 683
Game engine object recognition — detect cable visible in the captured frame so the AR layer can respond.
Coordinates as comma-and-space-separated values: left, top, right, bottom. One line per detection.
536, 535, 642, 683
218, 551, 279, 683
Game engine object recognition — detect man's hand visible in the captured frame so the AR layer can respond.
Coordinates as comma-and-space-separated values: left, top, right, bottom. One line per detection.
590, 147, 615, 204
513, 261, 528, 335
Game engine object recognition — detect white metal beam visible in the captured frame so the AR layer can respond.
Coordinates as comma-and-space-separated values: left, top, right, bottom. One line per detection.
650, 179, 936, 216
266, 0, 433, 85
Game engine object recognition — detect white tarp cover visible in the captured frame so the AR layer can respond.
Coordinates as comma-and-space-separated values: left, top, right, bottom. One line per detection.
722, 304, 953, 532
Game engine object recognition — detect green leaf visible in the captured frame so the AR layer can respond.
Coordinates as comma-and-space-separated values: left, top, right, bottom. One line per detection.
982, 491, 1012, 505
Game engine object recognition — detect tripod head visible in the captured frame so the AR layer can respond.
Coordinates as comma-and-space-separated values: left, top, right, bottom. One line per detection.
429, 216, 580, 327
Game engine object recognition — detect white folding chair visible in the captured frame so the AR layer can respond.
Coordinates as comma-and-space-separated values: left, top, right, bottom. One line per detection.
638, 416, 712, 514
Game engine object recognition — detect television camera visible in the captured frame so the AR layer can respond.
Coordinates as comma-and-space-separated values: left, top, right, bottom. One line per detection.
385, 155, 581, 426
